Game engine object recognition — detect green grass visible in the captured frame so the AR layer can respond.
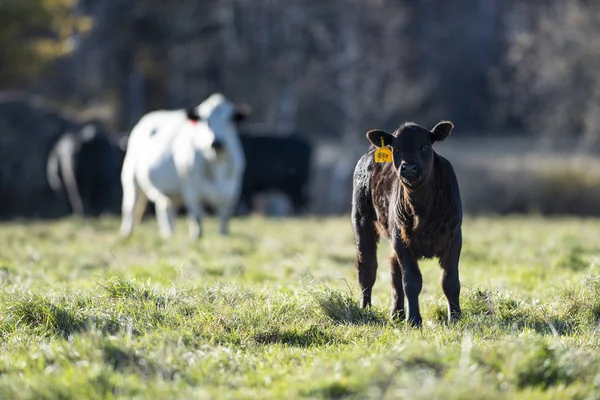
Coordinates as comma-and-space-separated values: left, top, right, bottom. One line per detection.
0, 215, 599, 399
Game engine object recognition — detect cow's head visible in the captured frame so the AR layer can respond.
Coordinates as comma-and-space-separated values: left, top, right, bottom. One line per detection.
186, 93, 251, 157
366, 121, 454, 190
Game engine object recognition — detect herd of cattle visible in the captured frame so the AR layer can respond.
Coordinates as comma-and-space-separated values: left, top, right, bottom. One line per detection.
41, 93, 313, 233
1, 91, 464, 327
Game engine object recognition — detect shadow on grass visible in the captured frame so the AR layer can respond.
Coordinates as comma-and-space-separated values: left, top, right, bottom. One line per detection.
102, 342, 154, 375
253, 325, 342, 347
1, 288, 157, 338
513, 341, 577, 390
100, 275, 174, 310
442, 286, 600, 336
310, 286, 388, 326
302, 381, 358, 399
3, 294, 86, 338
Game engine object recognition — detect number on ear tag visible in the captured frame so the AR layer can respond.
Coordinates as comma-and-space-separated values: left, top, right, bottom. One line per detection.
374, 138, 392, 163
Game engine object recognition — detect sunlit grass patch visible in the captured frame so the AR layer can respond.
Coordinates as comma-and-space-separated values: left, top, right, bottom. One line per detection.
0, 215, 599, 398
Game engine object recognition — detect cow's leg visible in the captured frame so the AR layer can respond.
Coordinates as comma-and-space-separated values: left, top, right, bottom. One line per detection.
79, 175, 96, 217
120, 163, 148, 237
288, 178, 308, 215
218, 184, 243, 235
133, 192, 148, 225
155, 197, 175, 239
389, 252, 405, 320
217, 201, 232, 236
60, 152, 84, 216
392, 233, 422, 327
351, 203, 379, 309
215, 180, 243, 236
186, 201, 204, 239
182, 183, 203, 239
238, 190, 252, 216
120, 179, 141, 237
90, 169, 112, 216
440, 231, 462, 322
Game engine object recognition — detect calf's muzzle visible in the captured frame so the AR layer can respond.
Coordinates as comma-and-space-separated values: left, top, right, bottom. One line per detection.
400, 163, 421, 179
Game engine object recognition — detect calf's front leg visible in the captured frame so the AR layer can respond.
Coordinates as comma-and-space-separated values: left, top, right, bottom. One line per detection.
440, 231, 462, 322
389, 253, 405, 320
392, 232, 422, 327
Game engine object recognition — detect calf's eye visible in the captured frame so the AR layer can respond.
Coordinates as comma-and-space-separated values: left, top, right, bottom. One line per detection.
421, 145, 430, 153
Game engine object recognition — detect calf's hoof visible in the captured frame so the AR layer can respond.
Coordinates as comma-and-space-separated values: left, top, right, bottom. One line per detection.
361, 296, 371, 309
406, 315, 423, 328
448, 309, 462, 324
390, 309, 406, 321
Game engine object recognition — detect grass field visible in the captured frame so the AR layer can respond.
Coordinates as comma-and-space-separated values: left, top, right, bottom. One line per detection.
0, 215, 599, 399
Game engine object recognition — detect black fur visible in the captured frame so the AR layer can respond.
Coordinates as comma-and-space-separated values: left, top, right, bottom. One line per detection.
351, 121, 462, 327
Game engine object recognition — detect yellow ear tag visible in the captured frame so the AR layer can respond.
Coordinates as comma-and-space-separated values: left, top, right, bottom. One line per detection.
374, 138, 392, 163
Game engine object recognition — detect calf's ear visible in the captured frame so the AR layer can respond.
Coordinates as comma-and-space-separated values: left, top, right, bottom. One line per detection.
366, 129, 394, 147
430, 120, 454, 143
232, 104, 252, 123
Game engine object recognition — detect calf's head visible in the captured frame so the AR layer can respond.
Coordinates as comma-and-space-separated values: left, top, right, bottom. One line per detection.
366, 121, 454, 189
186, 93, 251, 156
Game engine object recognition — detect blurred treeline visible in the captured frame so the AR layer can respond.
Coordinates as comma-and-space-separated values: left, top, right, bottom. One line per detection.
4, 0, 600, 218
2, 0, 600, 150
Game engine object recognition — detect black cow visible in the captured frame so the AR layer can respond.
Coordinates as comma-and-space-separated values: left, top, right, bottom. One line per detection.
237, 132, 313, 215
47, 121, 120, 216
352, 120, 462, 327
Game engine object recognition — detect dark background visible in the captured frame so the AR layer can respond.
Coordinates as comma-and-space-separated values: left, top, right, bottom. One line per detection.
1, 0, 599, 218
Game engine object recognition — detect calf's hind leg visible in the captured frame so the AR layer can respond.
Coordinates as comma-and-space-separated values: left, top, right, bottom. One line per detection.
440, 232, 462, 322
352, 212, 379, 308
389, 253, 405, 320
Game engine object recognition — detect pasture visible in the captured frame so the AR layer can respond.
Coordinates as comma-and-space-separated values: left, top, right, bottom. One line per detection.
0, 216, 599, 399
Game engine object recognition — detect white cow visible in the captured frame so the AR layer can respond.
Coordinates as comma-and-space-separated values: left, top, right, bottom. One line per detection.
119, 93, 248, 239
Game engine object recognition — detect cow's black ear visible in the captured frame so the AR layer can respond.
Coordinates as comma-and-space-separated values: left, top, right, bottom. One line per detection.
232, 104, 251, 123
186, 107, 200, 121
366, 129, 394, 147
430, 120, 454, 143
